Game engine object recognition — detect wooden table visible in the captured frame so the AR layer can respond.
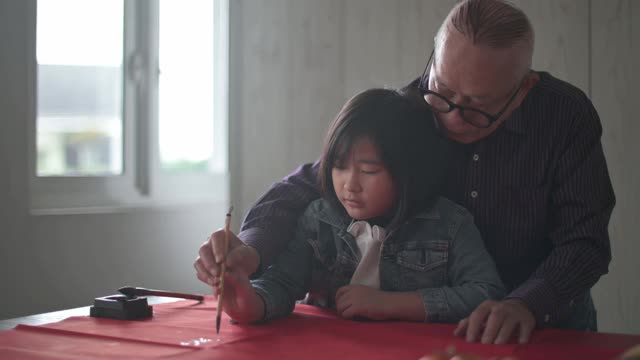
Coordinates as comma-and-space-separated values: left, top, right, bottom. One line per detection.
1, 296, 638, 359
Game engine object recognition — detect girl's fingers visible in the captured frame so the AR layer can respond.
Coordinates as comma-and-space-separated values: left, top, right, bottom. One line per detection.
454, 318, 469, 337
194, 260, 216, 286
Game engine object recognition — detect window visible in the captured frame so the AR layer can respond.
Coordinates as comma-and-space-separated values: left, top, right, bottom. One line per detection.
31, 0, 229, 211
37, 0, 124, 176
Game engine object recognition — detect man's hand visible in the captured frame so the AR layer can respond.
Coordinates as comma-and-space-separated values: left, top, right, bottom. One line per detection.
335, 285, 389, 320
214, 267, 264, 323
194, 229, 260, 287
454, 299, 536, 344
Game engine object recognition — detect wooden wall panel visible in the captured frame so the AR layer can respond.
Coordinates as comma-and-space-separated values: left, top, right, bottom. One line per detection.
590, 0, 640, 334
233, 0, 292, 220
342, 0, 456, 96
286, 1, 344, 168
515, 0, 590, 92
232, 0, 344, 221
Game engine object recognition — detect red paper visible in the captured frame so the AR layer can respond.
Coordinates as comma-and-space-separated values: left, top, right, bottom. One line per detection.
0, 296, 638, 359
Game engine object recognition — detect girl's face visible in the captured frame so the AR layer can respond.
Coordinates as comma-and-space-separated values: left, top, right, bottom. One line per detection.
332, 137, 396, 220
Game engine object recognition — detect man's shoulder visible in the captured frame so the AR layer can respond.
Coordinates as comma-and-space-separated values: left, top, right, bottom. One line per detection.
531, 71, 593, 108
525, 72, 600, 132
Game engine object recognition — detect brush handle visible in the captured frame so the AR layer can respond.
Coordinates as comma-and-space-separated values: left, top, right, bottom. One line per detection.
216, 207, 233, 334
215, 262, 226, 334
118, 286, 203, 301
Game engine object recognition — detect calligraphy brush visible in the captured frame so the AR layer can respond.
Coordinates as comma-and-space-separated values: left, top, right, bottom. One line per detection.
118, 286, 203, 301
216, 206, 233, 335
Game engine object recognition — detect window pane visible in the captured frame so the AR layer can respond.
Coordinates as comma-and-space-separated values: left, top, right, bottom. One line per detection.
159, 0, 215, 173
36, 0, 124, 176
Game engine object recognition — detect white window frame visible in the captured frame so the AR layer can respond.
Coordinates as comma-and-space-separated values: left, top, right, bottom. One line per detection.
28, 0, 229, 213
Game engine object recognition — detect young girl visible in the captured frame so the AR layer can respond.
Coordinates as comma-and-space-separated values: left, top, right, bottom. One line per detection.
218, 88, 505, 324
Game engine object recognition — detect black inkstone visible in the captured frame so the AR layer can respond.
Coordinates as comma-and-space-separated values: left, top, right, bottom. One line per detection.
89, 295, 153, 320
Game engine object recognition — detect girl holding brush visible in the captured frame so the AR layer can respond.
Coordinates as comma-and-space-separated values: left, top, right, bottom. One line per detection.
212, 88, 505, 324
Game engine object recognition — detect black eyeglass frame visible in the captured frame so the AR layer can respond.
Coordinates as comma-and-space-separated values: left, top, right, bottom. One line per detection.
417, 49, 525, 129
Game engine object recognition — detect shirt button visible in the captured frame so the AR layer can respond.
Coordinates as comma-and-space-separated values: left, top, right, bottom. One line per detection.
470, 190, 478, 198
473, 154, 479, 161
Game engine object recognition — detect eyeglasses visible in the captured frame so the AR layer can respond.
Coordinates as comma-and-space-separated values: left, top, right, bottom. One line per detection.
417, 49, 524, 128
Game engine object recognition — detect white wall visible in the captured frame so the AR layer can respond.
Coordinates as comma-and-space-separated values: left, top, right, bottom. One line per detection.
229, 0, 639, 334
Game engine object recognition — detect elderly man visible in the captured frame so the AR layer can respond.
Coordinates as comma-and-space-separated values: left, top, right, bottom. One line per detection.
195, 0, 614, 345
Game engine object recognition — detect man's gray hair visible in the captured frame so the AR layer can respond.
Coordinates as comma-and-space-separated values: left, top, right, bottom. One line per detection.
438, 0, 534, 49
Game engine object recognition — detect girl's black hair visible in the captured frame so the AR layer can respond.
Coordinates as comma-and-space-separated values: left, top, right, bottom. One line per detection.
319, 88, 451, 231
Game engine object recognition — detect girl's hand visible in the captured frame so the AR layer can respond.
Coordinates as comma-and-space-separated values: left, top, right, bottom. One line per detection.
195, 229, 260, 288
335, 284, 390, 320
214, 267, 264, 323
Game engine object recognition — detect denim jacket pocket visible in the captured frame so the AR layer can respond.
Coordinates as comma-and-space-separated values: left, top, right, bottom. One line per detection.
392, 239, 449, 290
396, 239, 448, 272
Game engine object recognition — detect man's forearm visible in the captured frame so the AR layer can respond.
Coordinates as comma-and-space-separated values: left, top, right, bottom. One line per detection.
506, 241, 610, 327
513, 97, 615, 327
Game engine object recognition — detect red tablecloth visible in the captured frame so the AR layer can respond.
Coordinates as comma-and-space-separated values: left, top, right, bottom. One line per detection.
0, 296, 638, 359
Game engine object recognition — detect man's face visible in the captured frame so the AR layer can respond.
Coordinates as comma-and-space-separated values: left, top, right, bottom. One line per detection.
427, 28, 531, 144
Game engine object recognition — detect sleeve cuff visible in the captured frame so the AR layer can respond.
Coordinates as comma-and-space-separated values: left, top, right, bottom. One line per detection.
251, 280, 275, 322
505, 278, 559, 328
238, 228, 267, 276
419, 288, 450, 323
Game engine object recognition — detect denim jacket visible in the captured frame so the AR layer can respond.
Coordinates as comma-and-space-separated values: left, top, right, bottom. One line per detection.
252, 197, 506, 323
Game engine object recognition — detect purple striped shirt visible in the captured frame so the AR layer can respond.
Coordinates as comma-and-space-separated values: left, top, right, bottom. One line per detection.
239, 72, 615, 327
